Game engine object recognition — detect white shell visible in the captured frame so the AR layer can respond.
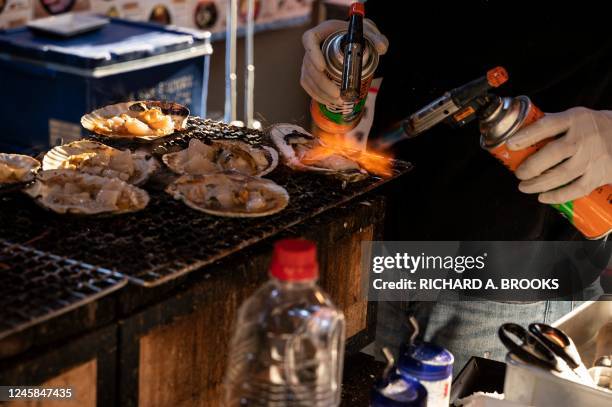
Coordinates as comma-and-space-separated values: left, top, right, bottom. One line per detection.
166, 172, 289, 218
81, 100, 189, 140
24, 169, 150, 215
0, 153, 41, 184
43, 140, 158, 185
162, 139, 278, 177
269, 123, 367, 182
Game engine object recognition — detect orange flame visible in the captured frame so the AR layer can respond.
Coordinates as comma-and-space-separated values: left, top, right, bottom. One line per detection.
302, 133, 394, 177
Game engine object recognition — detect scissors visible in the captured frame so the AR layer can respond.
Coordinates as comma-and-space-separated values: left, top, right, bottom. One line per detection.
499, 322, 594, 385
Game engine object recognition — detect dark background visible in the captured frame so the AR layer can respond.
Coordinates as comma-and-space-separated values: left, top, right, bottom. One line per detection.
365, 1, 612, 241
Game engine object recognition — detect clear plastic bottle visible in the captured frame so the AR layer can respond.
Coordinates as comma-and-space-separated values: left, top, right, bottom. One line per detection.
224, 239, 346, 406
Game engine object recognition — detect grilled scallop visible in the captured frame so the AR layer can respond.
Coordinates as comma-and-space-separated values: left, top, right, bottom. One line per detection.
43, 140, 158, 185
24, 170, 149, 215
0, 153, 40, 185
166, 171, 289, 217
81, 101, 189, 140
163, 138, 278, 177
269, 123, 367, 182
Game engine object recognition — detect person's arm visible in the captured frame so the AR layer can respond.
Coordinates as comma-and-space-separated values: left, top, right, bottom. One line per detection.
507, 108, 612, 203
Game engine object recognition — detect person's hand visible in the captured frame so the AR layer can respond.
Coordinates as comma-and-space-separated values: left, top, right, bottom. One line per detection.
300, 19, 388, 106
507, 107, 612, 204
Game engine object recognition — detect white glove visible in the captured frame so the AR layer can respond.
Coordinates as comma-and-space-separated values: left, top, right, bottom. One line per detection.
507, 107, 612, 204
301, 19, 389, 106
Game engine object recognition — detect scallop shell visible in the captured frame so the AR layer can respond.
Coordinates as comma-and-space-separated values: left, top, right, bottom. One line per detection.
162, 139, 278, 177
81, 101, 189, 140
0, 153, 41, 185
24, 169, 150, 215
43, 140, 158, 185
166, 172, 289, 218
269, 123, 368, 182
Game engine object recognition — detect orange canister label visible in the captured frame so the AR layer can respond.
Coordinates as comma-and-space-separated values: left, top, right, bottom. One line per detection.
489, 140, 548, 173
310, 99, 362, 135
489, 103, 546, 171
488, 100, 611, 239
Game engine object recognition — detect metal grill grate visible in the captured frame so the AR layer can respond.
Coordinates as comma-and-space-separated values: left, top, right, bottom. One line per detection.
0, 119, 412, 287
152, 118, 268, 154
0, 240, 127, 340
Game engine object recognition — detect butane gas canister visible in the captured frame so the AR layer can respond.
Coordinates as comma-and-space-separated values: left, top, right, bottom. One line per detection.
480, 95, 612, 239
310, 29, 379, 135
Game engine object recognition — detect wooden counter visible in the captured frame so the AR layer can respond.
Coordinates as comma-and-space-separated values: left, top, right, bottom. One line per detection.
0, 194, 387, 406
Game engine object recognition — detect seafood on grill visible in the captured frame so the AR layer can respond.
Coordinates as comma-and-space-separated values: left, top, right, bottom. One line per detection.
81, 101, 189, 140
24, 170, 150, 215
166, 172, 289, 217
269, 123, 368, 182
43, 140, 158, 185
0, 153, 40, 184
162, 138, 278, 177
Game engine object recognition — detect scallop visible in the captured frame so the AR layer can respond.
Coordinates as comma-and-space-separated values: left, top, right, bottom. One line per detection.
269, 123, 367, 182
0, 153, 40, 185
24, 170, 150, 215
165, 171, 289, 218
162, 138, 278, 177
43, 140, 158, 185
81, 101, 189, 140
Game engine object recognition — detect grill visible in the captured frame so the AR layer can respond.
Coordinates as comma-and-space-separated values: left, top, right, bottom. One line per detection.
0, 119, 412, 287
0, 240, 127, 341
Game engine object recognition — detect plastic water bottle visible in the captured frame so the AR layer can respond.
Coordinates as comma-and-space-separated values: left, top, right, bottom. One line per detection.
224, 239, 346, 406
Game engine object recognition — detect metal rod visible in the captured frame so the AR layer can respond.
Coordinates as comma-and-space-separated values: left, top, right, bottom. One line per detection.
245, 0, 255, 128
224, 0, 238, 123
200, 34, 211, 118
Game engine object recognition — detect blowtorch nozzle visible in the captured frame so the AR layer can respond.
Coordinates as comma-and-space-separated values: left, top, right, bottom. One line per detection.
340, 2, 366, 102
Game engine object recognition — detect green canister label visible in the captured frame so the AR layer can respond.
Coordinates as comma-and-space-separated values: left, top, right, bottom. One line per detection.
552, 201, 574, 223
318, 97, 367, 125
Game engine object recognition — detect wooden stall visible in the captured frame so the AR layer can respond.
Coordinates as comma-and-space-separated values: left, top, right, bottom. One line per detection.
0, 193, 393, 406
0, 119, 410, 406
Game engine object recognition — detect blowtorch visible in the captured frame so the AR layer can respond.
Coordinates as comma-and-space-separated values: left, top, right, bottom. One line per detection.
340, 2, 366, 102
400, 66, 612, 240
310, 1, 379, 135
403, 66, 509, 137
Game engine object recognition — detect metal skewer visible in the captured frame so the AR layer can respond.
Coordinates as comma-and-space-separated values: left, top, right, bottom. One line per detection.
244, 0, 255, 128
200, 31, 211, 119
224, 0, 238, 123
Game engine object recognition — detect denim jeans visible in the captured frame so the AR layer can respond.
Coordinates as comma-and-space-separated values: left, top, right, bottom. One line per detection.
374, 282, 602, 377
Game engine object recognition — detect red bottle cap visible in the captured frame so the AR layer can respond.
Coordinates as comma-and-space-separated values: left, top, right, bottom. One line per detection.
349, 2, 365, 17
270, 239, 319, 281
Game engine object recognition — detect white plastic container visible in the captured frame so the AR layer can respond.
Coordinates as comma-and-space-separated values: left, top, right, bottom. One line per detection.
504, 351, 612, 406
503, 298, 612, 406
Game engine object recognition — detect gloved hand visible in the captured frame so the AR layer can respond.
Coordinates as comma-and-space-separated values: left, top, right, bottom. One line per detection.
301, 19, 389, 106
507, 107, 612, 204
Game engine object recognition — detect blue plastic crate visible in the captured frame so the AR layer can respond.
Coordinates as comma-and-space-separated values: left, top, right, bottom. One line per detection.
0, 18, 212, 151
